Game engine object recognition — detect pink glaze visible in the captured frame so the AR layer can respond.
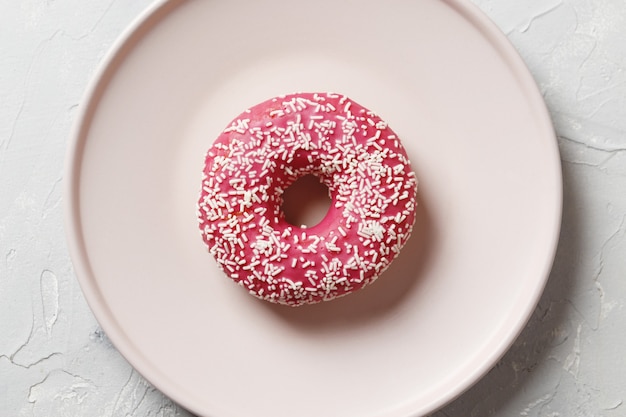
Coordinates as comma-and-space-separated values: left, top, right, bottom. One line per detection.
197, 93, 418, 306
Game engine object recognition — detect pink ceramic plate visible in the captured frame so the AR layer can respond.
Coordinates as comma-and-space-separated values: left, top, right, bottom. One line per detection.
65, 1, 562, 416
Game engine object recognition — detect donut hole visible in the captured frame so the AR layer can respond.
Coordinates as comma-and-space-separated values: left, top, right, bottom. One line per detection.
281, 174, 331, 228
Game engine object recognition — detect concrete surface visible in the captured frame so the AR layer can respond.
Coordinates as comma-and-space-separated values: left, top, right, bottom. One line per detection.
1, 0, 624, 416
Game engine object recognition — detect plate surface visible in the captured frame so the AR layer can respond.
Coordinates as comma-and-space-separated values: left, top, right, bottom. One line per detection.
65, 1, 562, 416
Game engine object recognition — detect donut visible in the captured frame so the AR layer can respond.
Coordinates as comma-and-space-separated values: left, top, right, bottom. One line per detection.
197, 92, 418, 306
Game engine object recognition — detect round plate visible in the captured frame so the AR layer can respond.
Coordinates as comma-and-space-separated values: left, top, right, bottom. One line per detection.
65, 1, 562, 416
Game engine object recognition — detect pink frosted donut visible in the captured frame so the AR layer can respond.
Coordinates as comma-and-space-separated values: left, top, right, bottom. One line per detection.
198, 92, 418, 306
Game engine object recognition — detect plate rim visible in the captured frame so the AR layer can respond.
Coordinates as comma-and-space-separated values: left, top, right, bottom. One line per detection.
63, 0, 563, 416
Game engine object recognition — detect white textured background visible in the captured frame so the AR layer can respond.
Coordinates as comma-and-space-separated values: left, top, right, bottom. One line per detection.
1, 1, 625, 416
